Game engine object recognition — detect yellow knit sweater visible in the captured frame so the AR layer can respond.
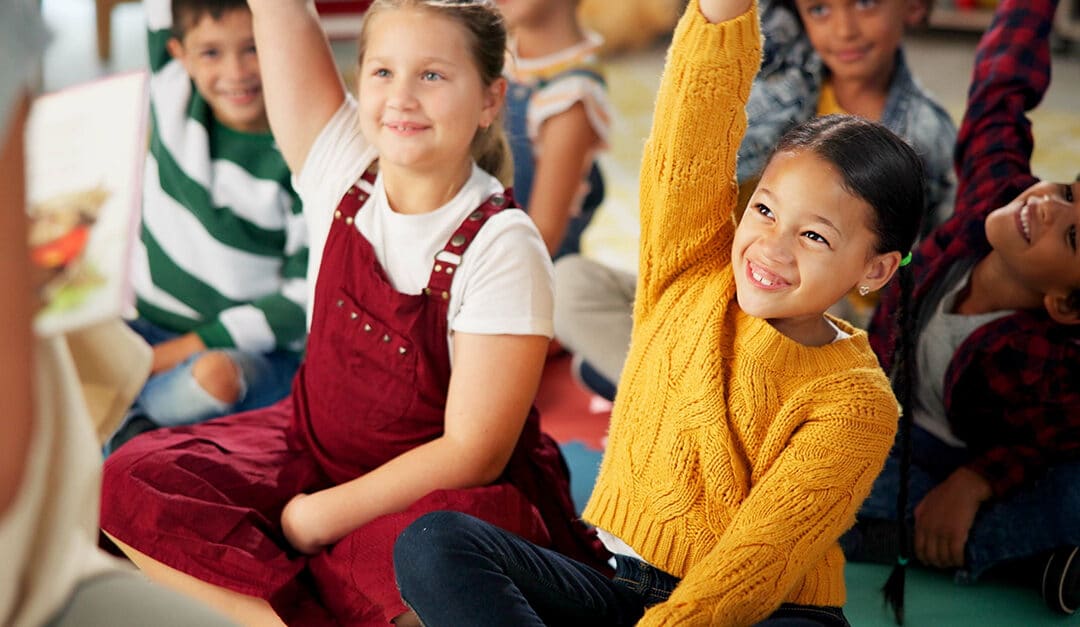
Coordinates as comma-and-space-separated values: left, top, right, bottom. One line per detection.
581, 4, 899, 625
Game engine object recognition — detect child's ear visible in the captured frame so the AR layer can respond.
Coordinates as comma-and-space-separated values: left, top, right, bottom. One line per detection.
1043, 290, 1080, 325
862, 250, 902, 293
166, 37, 186, 62
904, 0, 930, 28
479, 77, 507, 130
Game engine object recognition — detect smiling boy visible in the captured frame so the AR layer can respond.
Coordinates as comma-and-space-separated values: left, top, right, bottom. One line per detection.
847, 0, 1080, 615
105, 0, 309, 452
740, 0, 955, 234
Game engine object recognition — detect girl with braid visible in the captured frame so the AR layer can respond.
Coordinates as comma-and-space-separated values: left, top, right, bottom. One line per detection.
393, 0, 926, 624
846, 0, 1080, 621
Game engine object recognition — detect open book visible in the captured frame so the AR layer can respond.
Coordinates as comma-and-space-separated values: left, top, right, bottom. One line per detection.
25, 70, 149, 338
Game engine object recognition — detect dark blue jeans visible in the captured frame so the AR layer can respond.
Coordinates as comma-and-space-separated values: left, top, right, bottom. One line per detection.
394, 511, 849, 626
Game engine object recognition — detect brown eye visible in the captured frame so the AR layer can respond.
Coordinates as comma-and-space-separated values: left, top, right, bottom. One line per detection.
1064, 184, 1074, 203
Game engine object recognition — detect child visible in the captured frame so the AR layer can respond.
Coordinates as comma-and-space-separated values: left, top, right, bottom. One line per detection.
844, 0, 1080, 618
105, 0, 308, 452
553, 0, 953, 401
393, 0, 926, 624
741, 0, 953, 227
500, 0, 613, 257
99, 0, 606, 624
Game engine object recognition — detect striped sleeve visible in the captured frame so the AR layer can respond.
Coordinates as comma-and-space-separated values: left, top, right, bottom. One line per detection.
144, 0, 173, 72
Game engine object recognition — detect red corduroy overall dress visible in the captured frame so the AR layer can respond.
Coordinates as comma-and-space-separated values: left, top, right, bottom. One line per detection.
101, 168, 607, 625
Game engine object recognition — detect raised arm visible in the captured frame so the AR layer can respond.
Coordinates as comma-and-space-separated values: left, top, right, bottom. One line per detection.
636, 0, 759, 306
143, 0, 174, 72
952, 0, 1055, 219
246, 0, 346, 172
700, 0, 754, 22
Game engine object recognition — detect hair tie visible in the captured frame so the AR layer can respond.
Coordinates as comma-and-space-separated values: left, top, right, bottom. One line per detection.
897, 556, 909, 566
899, 252, 912, 267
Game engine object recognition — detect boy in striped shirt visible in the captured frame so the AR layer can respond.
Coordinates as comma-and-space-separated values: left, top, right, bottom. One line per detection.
105, 0, 308, 453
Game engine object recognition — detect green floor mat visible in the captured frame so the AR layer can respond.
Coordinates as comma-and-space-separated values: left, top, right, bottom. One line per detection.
561, 442, 1077, 626
845, 563, 1077, 626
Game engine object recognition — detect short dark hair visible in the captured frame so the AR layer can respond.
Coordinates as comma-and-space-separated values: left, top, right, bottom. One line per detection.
171, 0, 250, 40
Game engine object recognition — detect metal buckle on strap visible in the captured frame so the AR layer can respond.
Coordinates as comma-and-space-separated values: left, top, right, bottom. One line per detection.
434, 250, 462, 266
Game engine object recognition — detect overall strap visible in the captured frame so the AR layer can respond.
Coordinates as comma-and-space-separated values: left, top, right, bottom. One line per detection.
332, 161, 379, 223
423, 190, 517, 301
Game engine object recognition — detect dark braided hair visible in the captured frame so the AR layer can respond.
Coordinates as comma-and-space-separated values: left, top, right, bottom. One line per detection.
879, 263, 918, 624
769, 114, 925, 624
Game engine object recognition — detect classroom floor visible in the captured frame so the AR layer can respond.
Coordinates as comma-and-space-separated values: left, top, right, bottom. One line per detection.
47, 2, 1080, 625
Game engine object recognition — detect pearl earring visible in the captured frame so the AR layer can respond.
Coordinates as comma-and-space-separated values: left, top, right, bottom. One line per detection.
858, 285, 871, 297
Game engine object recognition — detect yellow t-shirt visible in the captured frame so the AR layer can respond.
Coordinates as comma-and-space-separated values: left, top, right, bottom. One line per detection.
816, 79, 849, 116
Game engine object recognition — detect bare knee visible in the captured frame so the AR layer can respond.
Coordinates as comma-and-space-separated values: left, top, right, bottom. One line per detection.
191, 352, 242, 405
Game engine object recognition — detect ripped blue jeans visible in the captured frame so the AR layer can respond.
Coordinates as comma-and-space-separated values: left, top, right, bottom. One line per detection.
104, 317, 298, 454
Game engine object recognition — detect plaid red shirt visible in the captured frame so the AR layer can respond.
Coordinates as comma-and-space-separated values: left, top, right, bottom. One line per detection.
869, 0, 1080, 497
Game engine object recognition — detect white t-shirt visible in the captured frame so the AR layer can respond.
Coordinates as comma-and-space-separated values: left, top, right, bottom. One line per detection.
296, 97, 556, 357
913, 269, 1010, 447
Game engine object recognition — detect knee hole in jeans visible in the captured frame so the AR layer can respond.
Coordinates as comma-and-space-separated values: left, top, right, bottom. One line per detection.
191, 351, 242, 404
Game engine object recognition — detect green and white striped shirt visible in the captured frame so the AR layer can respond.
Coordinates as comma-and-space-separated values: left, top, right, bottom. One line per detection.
132, 1, 308, 356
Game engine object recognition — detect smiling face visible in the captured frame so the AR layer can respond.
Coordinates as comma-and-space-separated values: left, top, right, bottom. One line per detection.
733, 149, 899, 343
792, 0, 922, 88
167, 8, 267, 133
984, 180, 1080, 319
357, 8, 504, 179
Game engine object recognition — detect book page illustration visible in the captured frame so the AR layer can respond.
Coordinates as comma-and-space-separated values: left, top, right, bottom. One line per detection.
25, 70, 149, 337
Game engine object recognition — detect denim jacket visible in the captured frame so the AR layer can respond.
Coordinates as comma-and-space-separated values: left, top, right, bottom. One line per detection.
737, 1, 957, 232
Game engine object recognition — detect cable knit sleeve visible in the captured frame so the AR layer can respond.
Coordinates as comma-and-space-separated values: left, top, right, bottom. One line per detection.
636, 1, 760, 310
639, 372, 898, 626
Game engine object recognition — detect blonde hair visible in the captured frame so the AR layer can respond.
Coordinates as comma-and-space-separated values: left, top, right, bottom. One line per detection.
357, 0, 513, 185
